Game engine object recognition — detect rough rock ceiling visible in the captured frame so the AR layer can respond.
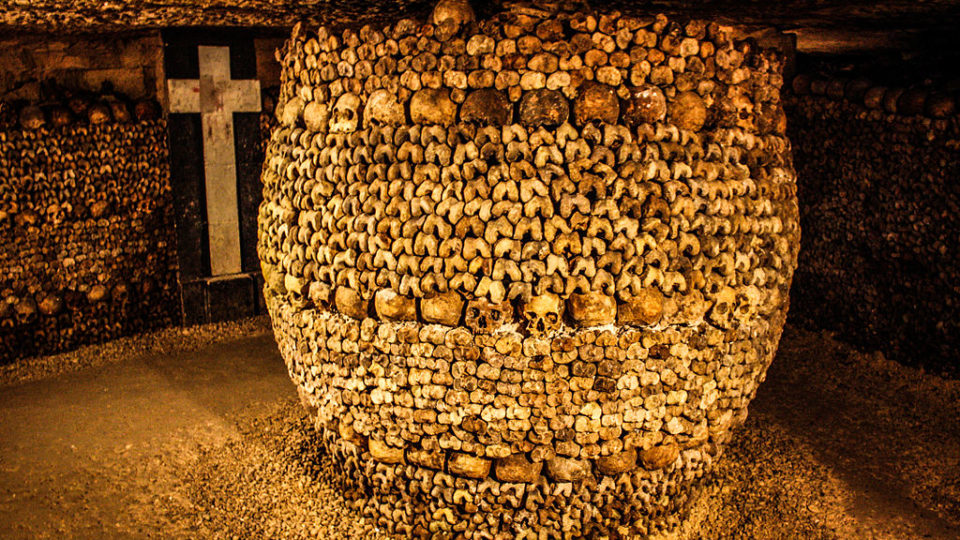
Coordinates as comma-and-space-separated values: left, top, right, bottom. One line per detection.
1, 0, 960, 33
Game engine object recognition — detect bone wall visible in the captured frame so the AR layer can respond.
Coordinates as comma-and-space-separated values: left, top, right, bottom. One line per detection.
261, 3, 798, 537
0, 99, 178, 362
787, 73, 960, 376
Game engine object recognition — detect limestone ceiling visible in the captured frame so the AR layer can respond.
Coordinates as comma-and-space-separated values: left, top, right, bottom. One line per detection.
1, 0, 959, 35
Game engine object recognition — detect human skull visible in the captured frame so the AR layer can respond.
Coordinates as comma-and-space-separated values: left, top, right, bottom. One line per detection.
134, 100, 160, 122
13, 296, 37, 325
303, 100, 330, 131
708, 286, 737, 328
49, 106, 73, 128
464, 298, 513, 334
519, 89, 569, 127
329, 93, 361, 133
672, 289, 710, 325
363, 89, 405, 127
667, 91, 706, 131
109, 101, 131, 123
617, 288, 663, 326
38, 294, 63, 316
87, 103, 112, 125
522, 293, 562, 336
431, 0, 475, 28
18, 105, 45, 130
0, 296, 13, 326
623, 85, 666, 126
309, 281, 333, 311
567, 292, 617, 326
410, 88, 457, 126
421, 291, 465, 326
279, 96, 304, 127
729, 88, 755, 131
573, 82, 619, 125
461, 89, 512, 125
112, 282, 131, 306
732, 285, 762, 323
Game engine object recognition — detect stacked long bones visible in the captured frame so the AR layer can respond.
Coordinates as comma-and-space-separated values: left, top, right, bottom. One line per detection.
0, 98, 175, 360
261, 2, 798, 537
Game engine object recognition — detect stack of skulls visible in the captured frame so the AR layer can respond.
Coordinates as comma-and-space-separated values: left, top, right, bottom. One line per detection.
0, 92, 178, 362
787, 73, 960, 376
259, 1, 799, 537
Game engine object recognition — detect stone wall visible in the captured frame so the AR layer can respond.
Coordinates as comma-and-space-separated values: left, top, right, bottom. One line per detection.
787, 73, 960, 376
0, 32, 164, 105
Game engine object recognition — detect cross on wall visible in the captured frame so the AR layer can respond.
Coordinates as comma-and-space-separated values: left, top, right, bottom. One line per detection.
167, 46, 261, 276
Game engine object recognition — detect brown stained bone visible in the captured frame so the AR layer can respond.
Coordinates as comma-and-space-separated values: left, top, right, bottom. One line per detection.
108, 101, 131, 123
280, 96, 305, 127
49, 106, 73, 128
364, 89, 406, 126
431, 0, 475, 28
370, 439, 405, 464
257, 8, 802, 537
448, 452, 491, 478
596, 448, 638, 475
756, 102, 787, 135
335, 287, 370, 320
0, 111, 175, 360
495, 453, 543, 482
573, 81, 619, 125
640, 443, 680, 470
926, 93, 956, 118
408, 448, 446, 470
567, 292, 617, 326
521, 293, 562, 336
617, 288, 664, 326
19, 105, 45, 130
897, 88, 928, 116
863, 86, 886, 109
420, 291, 465, 326
375, 289, 417, 321
622, 84, 666, 126
545, 457, 591, 481
410, 88, 458, 125
87, 103, 112, 125
134, 100, 160, 121
464, 298, 513, 334
844, 78, 873, 101
303, 100, 329, 131
37, 295, 63, 316
460, 89, 513, 125
668, 91, 706, 131
330, 93, 362, 133
518, 89, 569, 127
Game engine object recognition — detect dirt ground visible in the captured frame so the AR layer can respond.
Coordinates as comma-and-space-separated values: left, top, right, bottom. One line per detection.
1, 319, 958, 539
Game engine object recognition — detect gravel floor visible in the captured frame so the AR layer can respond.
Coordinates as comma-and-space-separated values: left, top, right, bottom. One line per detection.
0, 316, 273, 389
1, 322, 958, 539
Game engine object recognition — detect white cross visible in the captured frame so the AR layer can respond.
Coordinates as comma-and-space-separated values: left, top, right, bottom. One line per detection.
167, 45, 261, 276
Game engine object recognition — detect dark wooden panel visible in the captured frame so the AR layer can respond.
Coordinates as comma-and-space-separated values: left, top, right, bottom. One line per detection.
167, 113, 209, 280
207, 275, 256, 323
234, 111, 264, 274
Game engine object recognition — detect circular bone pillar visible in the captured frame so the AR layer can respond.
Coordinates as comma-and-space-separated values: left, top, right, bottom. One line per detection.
260, 4, 799, 537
